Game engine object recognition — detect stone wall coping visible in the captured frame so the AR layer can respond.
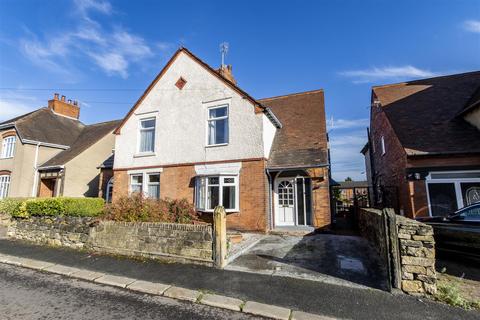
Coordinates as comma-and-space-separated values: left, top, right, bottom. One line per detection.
98, 220, 212, 232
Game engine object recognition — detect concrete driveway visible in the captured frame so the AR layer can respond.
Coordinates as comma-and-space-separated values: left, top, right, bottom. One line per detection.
225, 233, 388, 290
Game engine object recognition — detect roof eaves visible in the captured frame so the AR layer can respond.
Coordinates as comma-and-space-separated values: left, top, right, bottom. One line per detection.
263, 107, 282, 128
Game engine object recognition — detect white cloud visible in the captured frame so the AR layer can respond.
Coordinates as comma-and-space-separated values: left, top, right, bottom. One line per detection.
0, 99, 36, 122
463, 20, 480, 33
18, 0, 165, 79
327, 117, 369, 130
339, 66, 438, 83
329, 129, 368, 181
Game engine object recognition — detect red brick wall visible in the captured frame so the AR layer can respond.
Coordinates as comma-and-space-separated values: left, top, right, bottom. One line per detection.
112, 159, 269, 232
98, 169, 113, 200
307, 167, 331, 229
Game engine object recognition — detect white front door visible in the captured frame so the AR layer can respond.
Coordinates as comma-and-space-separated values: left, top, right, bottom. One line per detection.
275, 179, 295, 226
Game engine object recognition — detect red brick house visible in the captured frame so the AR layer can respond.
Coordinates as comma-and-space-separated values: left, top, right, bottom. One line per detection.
363, 71, 480, 218
110, 47, 331, 232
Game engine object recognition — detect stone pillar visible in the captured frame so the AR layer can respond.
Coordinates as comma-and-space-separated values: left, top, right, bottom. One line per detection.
213, 206, 227, 268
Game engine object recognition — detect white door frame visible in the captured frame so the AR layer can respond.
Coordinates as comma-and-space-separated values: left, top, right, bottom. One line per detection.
274, 177, 296, 226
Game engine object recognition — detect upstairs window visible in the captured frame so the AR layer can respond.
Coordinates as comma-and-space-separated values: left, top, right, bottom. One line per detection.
195, 175, 238, 212
0, 175, 10, 198
207, 105, 229, 146
139, 118, 156, 153
1, 136, 16, 159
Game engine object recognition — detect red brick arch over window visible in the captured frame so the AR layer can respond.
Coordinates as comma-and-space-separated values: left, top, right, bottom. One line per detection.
1, 131, 16, 138
0, 170, 11, 176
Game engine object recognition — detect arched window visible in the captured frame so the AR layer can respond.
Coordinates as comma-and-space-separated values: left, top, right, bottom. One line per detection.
0, 174, 11, 199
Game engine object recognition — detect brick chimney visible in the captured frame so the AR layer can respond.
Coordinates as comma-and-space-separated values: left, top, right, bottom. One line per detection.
48, 93, 80, 119
218, 65, 236, 85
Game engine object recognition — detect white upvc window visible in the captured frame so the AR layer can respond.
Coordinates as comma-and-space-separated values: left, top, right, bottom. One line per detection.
1, 136, 16, 159
195, 175, 238, 212
138, 118, 156, 153
425, 170, 480, 217
207, 105, 229, 146
0, 175, 10, 198
147, 173, 160, 199
129, 172, 161, 199
130, 174, 143, 194
380, 136, 386, 155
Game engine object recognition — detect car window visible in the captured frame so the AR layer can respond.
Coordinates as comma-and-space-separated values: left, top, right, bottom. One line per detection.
457, 205, 480, 221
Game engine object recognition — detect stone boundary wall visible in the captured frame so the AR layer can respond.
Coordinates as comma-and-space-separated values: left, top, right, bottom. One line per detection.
358, 208, 436, 296
397, 216, 436, 296
5, 216, 214, 265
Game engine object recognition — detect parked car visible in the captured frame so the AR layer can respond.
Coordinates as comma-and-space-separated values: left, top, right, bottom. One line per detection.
416, 203, 480, 260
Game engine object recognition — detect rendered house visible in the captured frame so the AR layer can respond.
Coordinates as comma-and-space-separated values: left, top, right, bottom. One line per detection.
363, 71, 480, 218
111, 47, 331, 232
0, 94, 119, 198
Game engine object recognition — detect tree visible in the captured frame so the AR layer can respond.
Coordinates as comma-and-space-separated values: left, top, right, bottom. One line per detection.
345, 177, 353, 182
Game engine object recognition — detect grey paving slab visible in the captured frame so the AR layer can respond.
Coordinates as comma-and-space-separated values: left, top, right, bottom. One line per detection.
3, 255, 28, 266
291, 310, 338, 320
21, 259, 56, 271
243, 301, 291, 320
94, 274, 136, 288
127, 280, 170, 295
44, 264, 81, 276
70, 269, 105, 281
164, 286, 200, 302
200, 293, 243, 312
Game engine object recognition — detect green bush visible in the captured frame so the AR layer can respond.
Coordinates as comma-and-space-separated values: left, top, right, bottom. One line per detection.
0, 197, 105, 218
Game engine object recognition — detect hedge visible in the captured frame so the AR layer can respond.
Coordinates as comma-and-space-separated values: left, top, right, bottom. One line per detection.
0, 197, 105, 218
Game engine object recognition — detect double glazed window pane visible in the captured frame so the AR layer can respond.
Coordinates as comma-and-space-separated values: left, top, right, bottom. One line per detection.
131, 175, 143, 194
147, 174, 160, 199
0, 175, 10, 198
140, 119, 155, 153
197, 175, 237, 210
460, 182, 480, 207
223, 186, 235, 209
428, 183, 457, 216
208, 106, 228, 145
1, 137, 15, 158
208, 186, 220, 209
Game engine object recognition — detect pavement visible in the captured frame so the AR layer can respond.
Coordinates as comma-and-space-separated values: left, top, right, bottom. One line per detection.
226, 234, 388, 290
0, 239, 478, 320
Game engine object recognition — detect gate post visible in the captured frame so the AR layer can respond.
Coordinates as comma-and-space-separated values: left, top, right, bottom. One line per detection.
213, 206, 227, 268
383, 208, 401, 290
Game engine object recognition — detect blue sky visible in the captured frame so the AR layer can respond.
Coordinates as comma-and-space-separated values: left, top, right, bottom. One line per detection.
0, 0, 479, 180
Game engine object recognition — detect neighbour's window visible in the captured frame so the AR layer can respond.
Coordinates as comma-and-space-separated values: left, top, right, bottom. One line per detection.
207, 105, 229, 145
139, 118, 156, 153
130, 174, 143, 194
195, 175, 238, 211
0, 175, 10, 199
147, 173, 160, 199
1, 136, 16, 159
381, 136, 386, 155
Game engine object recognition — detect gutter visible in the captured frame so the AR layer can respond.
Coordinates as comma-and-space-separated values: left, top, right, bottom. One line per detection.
37, 165, 65, 171
266, 163, 330, 172
0, 123, 14, 130
263, 107, 283, 129
22, 139, 70, 150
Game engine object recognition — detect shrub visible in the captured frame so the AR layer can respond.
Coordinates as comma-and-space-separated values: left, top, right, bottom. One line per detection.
0, 198, 30, 218
0, 197, 105, 218
102, 194, 199, 223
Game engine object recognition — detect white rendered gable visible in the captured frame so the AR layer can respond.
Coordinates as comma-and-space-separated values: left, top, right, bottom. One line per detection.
114, 51, 267, 169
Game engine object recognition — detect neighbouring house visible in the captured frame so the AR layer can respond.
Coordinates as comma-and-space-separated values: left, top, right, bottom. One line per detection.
363, 71, 480, 218
0, 94, 120, 199
111, 47, 331, 232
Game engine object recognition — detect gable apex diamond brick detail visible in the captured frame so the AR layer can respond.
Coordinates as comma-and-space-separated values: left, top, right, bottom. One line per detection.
175, 77, 187, 90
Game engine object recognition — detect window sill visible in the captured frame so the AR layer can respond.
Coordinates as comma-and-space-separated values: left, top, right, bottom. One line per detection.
0, 156, 13, 160
197, 209, 239, 213
133, 152, 156, 158
205, 143, 228, 148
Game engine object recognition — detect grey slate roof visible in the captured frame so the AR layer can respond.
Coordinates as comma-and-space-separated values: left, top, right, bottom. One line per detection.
98, 153, 114, 169
40, 120, 121, 167
1, 108, 85, 146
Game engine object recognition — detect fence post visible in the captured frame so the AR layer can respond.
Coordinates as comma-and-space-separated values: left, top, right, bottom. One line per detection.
213, 206, 227, 268
383, 208, 401, 290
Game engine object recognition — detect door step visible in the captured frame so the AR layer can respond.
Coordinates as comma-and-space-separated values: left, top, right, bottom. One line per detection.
270, 226, 315, 236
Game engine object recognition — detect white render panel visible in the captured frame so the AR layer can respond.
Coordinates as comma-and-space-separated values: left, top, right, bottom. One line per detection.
262, 114, 276, 158
114, 52, 265, 169
194, 162, 242, 175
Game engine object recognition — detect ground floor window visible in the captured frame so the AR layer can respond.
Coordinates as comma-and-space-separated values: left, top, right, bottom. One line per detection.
0, 175, 10, 198
426, 171, 480, 216
195, 175, 238, 212
129, 172, 161, 199
105, 177, 114, 203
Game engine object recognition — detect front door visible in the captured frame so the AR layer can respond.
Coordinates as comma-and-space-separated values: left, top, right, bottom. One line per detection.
275, 179, 295, 226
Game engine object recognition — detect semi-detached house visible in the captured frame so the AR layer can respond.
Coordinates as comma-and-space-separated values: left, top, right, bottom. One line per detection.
111, 47, 331, 232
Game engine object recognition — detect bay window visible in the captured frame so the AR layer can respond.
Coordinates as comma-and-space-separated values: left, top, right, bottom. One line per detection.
196, 175, 238, 211
207, 105, 229, 145
1, 136, 16, 159
139, 118, 156, 153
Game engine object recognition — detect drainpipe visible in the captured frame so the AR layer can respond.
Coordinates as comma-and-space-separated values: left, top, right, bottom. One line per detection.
31, 142, 40, 197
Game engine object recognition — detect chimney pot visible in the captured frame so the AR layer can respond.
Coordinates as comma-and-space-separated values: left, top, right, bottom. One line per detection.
68, 99, 72, 104
73, 100, 78, 106
61, 95, 66, 102
54, 93, 59, 100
